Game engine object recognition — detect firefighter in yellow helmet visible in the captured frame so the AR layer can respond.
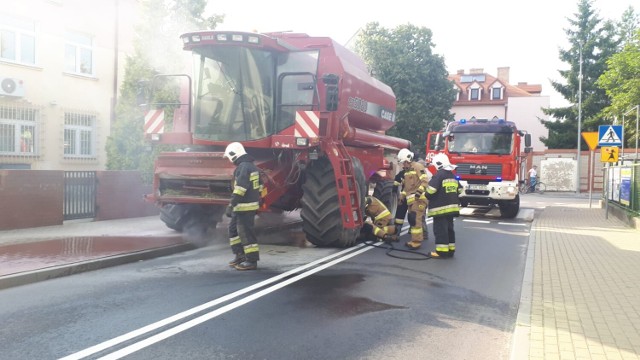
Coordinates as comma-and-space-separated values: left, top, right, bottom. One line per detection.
359, 195, 398, 242
223, 142, 262, 271
393, 148, 429, 250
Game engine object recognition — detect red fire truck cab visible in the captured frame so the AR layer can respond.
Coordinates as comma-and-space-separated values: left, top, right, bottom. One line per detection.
426, 117, 532, 218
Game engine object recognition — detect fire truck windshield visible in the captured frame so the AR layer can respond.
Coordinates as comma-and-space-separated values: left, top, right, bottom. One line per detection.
448, 132, 513, 154
191, 46, 276, 142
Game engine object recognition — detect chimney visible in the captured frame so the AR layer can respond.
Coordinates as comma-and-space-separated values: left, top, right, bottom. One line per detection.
469, 68, 484, 74
457, 69, 465, 75
497, 67, 510, 83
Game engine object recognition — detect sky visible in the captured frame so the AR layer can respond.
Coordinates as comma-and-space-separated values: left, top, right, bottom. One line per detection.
206, 0, 635, 108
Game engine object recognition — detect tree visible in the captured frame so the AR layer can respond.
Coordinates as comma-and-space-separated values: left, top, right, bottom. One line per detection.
106, 0, 223, 177
355, 22, 455, 157
541, 0, 620, 149
597, 29, 640, 148
617, 6, 640, 48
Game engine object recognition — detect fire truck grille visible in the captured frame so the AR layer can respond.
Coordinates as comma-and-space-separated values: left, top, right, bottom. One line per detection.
456, 163, 502, 176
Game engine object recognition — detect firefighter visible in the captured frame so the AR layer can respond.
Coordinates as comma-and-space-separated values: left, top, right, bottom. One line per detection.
224, 142, 262, 271
393, 148, 429, 250
425, 153, 462, 258
359, 195, 398, 242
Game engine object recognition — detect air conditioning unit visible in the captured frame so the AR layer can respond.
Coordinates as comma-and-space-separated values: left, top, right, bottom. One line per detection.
0, 77, 25, 97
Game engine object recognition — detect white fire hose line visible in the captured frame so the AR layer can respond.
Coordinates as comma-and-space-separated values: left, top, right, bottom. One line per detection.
60, 243, 373, 360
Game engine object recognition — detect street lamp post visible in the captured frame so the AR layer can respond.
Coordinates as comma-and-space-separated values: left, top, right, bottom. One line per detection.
576, 44, 583, 194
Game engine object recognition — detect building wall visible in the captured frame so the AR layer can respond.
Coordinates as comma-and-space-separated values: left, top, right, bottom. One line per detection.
0, 0, 137, 170
507, 96, 549, 151
451, 105, 507, 123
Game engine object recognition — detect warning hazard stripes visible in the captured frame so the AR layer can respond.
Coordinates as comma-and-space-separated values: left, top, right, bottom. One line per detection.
294, 111, 319, 138
144, 109, 165, 134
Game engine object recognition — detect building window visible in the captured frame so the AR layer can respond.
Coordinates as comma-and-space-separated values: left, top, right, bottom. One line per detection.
0, 14, 36, 65
0, 106, 38, 154
492, 87, 501, 100
64, 112, 95, 157
65, 31, 93, 75
470, 88, 479, 100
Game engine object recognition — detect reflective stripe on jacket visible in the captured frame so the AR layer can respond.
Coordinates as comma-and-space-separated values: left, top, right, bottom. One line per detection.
426, 169, 461, 217
231, 154, 262, 212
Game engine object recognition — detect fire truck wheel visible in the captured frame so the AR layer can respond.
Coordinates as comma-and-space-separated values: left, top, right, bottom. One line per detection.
301, 158, 363, 248
498, 195, 520, 218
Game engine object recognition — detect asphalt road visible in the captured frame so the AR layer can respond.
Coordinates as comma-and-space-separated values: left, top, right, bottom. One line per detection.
0, 208, 534, 360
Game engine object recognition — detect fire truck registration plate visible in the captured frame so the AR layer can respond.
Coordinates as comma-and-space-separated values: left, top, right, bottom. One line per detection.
468, 184, 487, 190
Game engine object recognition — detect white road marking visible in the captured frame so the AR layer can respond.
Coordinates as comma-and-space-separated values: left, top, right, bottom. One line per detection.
462, 219, 491, 224
497, 222, 528, 226
97, 245, 375, 360
60, 244, 372, 360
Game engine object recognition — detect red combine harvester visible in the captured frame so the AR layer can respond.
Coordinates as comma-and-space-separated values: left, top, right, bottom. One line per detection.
426, 117, 531, 218
142, 31, 411, 247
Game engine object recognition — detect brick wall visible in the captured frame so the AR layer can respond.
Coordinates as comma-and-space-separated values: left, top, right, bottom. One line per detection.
0, 170, 64, 230
94, 171, 159, 221
0, 170, 159, 230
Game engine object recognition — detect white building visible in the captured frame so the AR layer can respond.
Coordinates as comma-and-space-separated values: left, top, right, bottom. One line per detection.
449, 67, 549, 151
0, 0, 138, 170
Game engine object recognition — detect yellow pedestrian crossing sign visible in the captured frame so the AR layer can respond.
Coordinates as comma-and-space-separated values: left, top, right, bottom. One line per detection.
601, 146, 619, 162
598, 125, 623, 146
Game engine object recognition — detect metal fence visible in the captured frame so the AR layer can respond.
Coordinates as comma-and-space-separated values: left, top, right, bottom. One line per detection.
604, 163, 639, 214
63, 171, 97, 220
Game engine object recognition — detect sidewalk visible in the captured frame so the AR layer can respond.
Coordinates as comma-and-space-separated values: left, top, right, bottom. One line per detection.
0, 213, 302, 290
512, 202, 640, 360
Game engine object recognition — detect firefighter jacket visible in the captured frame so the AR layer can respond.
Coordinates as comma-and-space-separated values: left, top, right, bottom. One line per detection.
425, 169, 462, 217
230, 154, 262, 212
395, 161, 429, 205
365, 196, 393, 228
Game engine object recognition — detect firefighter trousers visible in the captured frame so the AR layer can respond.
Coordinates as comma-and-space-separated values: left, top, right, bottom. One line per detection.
394, 201, 428, 243
432, 215, 456, 256
228, 210, 260, 262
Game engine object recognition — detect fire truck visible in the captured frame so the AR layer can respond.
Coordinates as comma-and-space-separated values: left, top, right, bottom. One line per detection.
142, 31, 411, 247
426, 117, 531, 218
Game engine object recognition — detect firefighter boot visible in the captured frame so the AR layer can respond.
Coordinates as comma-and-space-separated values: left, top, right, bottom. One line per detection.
383, 234, 399, 243
405, 241, 422, 250
228, 254, 246, 267
234, 261, 258, 271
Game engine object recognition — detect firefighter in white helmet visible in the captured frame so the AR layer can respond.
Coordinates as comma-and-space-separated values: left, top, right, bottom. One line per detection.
393, 148, 429, 250
425, 153, 462, 258
223, 142, 262, 270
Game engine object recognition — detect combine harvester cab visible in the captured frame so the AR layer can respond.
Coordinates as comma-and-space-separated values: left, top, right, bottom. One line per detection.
426, 117, 532, 218
142, 31, 411, 247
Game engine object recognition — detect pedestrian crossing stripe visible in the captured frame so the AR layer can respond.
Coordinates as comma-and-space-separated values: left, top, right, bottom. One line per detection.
598, 125, 622, 146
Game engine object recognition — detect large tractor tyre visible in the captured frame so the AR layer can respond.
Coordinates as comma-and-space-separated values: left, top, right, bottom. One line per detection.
499, 195, 520, 219
301, 157, 365, 248
372, 180, 399, 219
159, 204, 190, 232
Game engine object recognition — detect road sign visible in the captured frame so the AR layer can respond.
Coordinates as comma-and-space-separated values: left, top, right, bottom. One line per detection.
598, 125, 622, 146
601, 146, 619, 162
581, 132, 599, 150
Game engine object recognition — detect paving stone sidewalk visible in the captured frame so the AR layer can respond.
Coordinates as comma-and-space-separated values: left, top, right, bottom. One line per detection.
513, 204, 640, 360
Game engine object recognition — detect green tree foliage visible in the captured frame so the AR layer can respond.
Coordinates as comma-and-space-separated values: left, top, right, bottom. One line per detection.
617, 6, 640, 47
355, 22, 455, 157
106, 0, 223, 177
597, 29, 640, 148
541, 0, 620, 149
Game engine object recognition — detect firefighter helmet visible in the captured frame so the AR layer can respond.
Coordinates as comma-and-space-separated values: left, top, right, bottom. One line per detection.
224, 142, 247, 163
433, 153, 455, 170
397, 148, 414, 163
